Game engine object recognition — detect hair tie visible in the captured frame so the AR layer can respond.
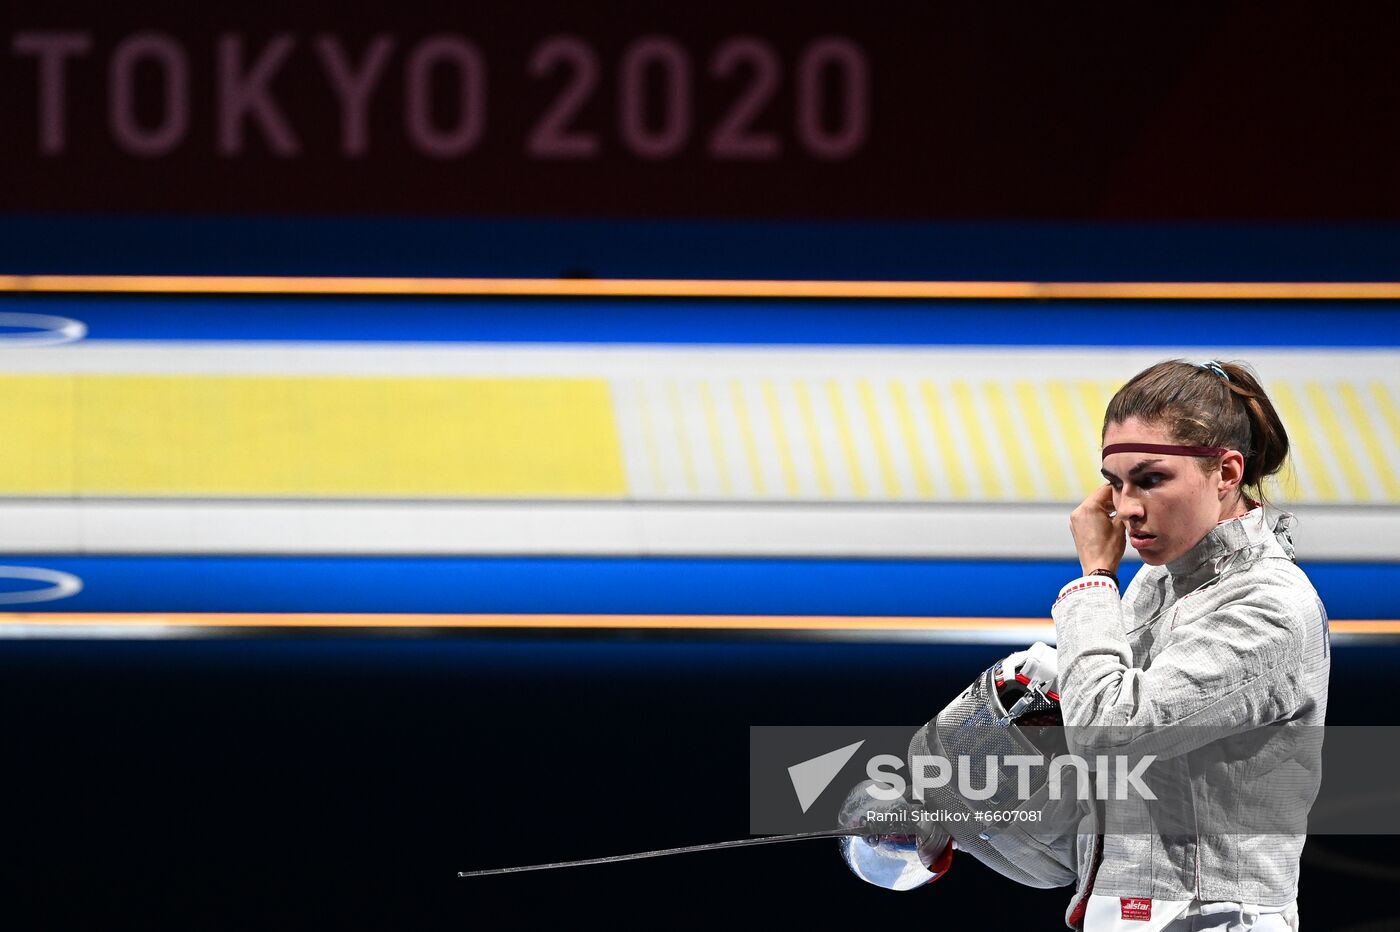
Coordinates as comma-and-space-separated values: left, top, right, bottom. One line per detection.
1196, 360, 1230, 381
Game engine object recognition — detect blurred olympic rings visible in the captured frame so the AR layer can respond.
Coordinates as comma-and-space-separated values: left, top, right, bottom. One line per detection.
0, 313, 87, 346
0, 566, 84, 604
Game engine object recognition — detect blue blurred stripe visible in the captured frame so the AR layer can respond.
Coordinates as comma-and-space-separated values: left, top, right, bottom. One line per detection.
5, 295, 1400, 346
6, 217, 1400, 281
3, 555, 1397, 619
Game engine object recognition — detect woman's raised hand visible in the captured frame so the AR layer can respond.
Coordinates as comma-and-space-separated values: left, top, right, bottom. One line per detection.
1070, 483, 1126, 576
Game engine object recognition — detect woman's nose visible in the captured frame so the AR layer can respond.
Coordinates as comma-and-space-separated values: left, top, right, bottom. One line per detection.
1115, 492, 1145, 520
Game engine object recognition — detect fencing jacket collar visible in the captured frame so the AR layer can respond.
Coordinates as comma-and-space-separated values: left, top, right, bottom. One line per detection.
1165, 503, 1297, 587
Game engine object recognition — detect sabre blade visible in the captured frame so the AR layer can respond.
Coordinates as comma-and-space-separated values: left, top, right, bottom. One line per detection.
457, 829, 854, 877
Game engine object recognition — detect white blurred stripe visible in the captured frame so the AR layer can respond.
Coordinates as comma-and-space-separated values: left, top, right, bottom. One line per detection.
1, 342, 1396, 381
0, 499, 1395, 559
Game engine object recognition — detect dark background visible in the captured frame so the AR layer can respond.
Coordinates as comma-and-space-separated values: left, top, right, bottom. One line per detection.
3, 1, 1400, 220
3, 636, 1393, 930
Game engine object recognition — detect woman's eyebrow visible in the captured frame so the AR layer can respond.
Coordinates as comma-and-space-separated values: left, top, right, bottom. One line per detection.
1100, 458, 1164, 480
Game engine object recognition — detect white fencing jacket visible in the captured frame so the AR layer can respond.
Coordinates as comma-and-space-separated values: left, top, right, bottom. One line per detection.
1049, 505, 1330, 927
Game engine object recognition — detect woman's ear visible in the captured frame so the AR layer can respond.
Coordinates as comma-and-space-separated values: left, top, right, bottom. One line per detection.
1218, 450, 1246, 497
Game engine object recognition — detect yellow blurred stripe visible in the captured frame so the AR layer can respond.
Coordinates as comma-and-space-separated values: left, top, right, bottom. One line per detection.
919, 381, 969, 499
795, 382, 834, 498
1337, 383, 1400, 501
858, 380, 901, 497
795, 380, 834, 498
730, 381, 766, 495
1046, 382, 1097, 497
826, 381, 868, 497
890, 382, 934, 498
1271, 382, 1339, 501
952, 381, 1001, 499
762, 382, 800, 496
1013, 382, 1071, 500
1074, 381, 1111, 439
699, 380, 733, 495
637, 381, 665, 495
0, 376, 76, 494
1306, 383, 1369, 500
1372, 382, 1400, 463
667, 381, 699, 495
0, 374, 625, 497
984, 382, 1036, 499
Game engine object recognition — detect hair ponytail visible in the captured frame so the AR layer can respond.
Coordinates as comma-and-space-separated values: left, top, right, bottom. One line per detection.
1213, 361, 1290, 489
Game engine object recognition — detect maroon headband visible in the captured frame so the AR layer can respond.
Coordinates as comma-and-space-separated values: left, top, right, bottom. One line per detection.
1102, 442, 1229, 458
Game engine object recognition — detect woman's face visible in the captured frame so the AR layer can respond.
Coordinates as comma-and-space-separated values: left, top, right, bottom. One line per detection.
1100, 417, 1240, 566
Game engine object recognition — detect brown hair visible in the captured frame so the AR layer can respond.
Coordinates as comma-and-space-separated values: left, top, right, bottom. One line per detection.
1102, 359, 1290, 498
